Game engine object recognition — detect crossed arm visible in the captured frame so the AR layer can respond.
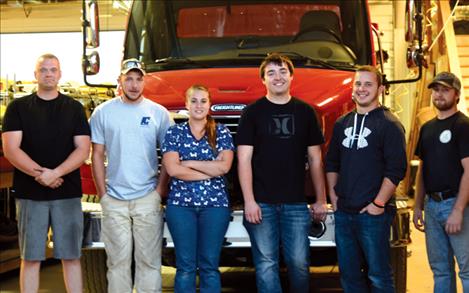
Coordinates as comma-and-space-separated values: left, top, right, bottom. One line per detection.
163, 149, 234, 181
2, 130, 90, 188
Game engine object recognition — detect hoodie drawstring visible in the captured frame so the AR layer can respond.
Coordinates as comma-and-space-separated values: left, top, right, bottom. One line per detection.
351, 112, 368, 149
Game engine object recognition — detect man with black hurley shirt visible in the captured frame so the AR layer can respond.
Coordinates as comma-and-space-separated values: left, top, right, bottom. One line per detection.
236, 53, 327, 293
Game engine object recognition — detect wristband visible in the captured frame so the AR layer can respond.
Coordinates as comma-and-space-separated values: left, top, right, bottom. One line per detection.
372, 200, 385, 209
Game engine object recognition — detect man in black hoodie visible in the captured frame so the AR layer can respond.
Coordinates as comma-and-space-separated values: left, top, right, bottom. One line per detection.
325, 65, 407, 293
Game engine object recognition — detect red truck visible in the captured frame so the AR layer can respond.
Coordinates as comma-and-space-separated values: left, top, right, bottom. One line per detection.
81, 1, 425, 292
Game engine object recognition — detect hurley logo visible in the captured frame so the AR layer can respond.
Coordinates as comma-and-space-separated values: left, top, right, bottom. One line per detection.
269, 114, 295, 138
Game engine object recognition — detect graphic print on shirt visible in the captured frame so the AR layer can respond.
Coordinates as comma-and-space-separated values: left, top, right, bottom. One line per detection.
269, 114, 295, 138
342, 126, 371, 149
439, 129, 451, 143
140, 116, 151, 126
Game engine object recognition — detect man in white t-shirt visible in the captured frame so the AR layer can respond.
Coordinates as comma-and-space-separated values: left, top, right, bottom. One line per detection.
90, 58, 173, 293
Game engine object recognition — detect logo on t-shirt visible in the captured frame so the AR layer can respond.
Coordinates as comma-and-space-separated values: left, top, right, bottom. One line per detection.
140, 117, 151, 126
439, 129, 452, 143
269, 114, 295, 138
342, 127, 371, 149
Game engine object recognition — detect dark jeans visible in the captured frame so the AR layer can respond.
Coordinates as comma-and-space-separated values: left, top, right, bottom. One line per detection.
243, 203, 311, 293
166, 205, 230, 293
334, 209, 395, 293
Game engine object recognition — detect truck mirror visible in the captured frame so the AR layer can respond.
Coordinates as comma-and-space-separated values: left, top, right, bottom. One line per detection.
83, 51, 100, 75
84, 0, 100, 49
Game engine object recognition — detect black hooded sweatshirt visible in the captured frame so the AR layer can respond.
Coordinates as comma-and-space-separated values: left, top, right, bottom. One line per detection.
325, 106, 407, 213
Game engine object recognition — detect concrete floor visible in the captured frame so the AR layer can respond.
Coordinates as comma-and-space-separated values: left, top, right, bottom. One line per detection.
0, 214, 463, 292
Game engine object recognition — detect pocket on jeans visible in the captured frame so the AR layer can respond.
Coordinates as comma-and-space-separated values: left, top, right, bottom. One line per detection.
367, 211, 385, 217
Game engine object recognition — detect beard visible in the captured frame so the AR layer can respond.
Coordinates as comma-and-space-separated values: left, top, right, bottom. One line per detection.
432, 98, 457, 111
123, 90, 142, 101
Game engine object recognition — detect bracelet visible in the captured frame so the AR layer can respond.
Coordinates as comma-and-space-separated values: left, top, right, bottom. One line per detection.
372, 200, 385, 209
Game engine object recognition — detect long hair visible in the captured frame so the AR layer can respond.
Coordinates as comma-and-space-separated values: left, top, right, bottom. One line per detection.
185, 85, 217, 151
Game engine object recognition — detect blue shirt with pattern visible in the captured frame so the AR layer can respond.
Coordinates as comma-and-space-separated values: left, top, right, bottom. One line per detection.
161, 122, 234, 207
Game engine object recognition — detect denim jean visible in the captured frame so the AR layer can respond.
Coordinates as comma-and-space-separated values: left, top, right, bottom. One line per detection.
243, 203, 311, 293
100, 190, 163, 293
424, 196, 469, 293
334, 209, 395, 293
166, 205, 230, 293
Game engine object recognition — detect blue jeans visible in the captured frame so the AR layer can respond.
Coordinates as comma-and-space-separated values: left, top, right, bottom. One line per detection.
243, 203, 311, 293
334, 209, 395, 293
166, 205, 230, 293
424, 196, 469, 293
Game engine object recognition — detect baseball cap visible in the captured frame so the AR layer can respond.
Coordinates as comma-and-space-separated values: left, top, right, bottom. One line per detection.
121, 58, 146, 75
427, 72, 461, 92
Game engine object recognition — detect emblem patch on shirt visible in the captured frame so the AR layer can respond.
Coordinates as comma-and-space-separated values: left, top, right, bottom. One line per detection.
269, 114, 295, 138
439, 129, 451, 143
140, 117, 151, 126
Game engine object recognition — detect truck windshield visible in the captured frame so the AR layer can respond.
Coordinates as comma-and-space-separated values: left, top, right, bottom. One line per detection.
124, 0, 372, 71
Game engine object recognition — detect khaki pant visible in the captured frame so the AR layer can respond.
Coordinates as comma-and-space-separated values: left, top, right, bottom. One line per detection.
100, 190, 163, 293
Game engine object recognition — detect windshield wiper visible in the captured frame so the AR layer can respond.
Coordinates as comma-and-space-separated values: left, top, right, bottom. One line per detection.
154, 57, 210, 68
278, 51, 340, 70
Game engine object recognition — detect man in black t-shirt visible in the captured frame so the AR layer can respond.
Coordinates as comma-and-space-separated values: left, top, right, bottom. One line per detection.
236, 53, 327, 293
413, 72, 469, 292
2, 54, 90, 292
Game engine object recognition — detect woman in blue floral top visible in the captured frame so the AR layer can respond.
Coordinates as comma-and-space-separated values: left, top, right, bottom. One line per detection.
162, 85, 234, 293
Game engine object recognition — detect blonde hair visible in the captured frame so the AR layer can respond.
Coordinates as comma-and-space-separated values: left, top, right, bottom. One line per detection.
185, 85, 216, 150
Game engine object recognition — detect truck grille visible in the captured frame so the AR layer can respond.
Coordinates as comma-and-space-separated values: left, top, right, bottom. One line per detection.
174, 115, 240, 137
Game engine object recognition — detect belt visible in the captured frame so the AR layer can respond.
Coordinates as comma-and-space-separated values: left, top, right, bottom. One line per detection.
427, 190, 456, 202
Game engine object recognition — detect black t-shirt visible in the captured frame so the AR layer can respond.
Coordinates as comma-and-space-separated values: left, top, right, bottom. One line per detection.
236, 97, 324, 204
2, 93, 91, 200
415, 111, 469, 193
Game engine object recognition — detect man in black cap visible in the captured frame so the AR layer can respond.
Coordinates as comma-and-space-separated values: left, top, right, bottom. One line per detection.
413, 72, 469, 292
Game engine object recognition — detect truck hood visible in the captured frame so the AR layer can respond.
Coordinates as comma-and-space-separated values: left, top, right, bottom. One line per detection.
143, 67, 355, 113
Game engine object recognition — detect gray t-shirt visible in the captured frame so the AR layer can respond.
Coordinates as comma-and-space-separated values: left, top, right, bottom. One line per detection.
90, 97, 172, 200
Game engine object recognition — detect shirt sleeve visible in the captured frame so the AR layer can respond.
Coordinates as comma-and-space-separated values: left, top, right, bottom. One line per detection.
325, 121, 342, 173
157, 108, 174, 147
306, 105, 325, 146
2, 99, 22, 132
216, 124, 234, 152
235, 106, 255, 146
89, 106, 105, 145
414, 125, 424, 159
383, 120, 407, 186
456, 117, 469, 159
161, 125, 180, 154
73, 102, 91, 136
